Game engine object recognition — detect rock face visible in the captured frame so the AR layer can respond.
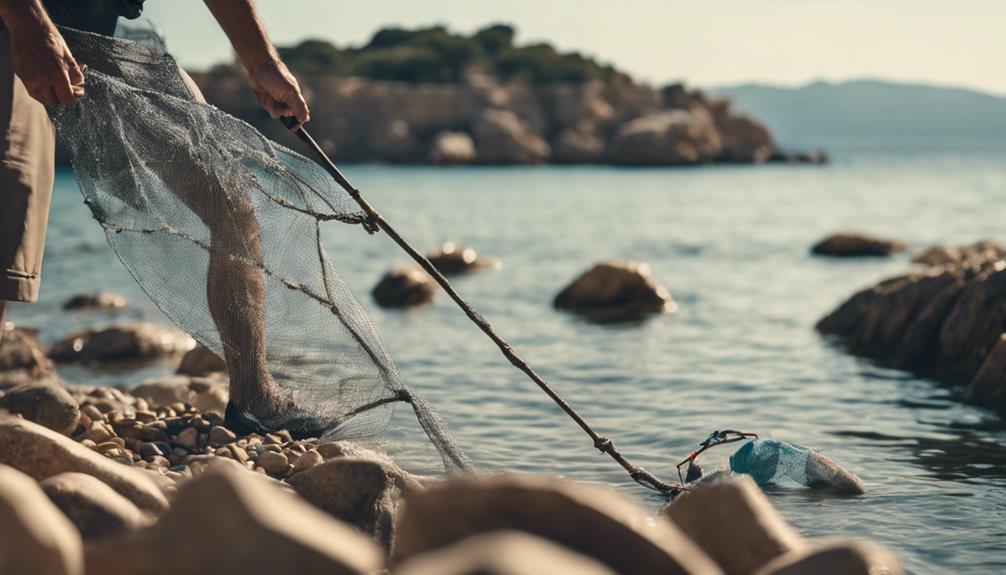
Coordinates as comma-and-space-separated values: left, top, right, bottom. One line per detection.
0, 325, 54, 388
471, 109, 550, 163
429, 131, 477, 164
85, 466, 384, 575
49, 322, 195, 364
426, 242, 500, 275
607, 109, 722, 165
372, 267, 436, 308
0, 464, 85, 575
554, 261, 676, 320
176, 343, 227, 376
40, 472, 148, 543
62, 292, 128, 310
0, 381, 80, 435
393, 474, 721, 575
811, 233, 906, 257
818, 243, 1006, 411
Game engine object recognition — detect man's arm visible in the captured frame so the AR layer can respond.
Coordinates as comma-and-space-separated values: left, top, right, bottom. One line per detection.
0, 0, 83, 106
203, 0, 309, 126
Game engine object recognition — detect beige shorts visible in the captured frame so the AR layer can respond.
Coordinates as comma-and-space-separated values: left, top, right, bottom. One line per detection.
0, 30, 206, 303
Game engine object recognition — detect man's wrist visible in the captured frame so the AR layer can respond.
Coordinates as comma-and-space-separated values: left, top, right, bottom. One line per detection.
0, 0, 52, 34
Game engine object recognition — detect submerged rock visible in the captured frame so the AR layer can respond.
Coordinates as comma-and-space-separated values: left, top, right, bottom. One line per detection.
811, 233, 906, 257
426, 242, 500, 275
62, 292, 128, 311
49, 322, 195, 364
0, 465, 84, 575
41, 472, 148, 543
372, 267, 436, 308
554, 260, 675, 321
0, 381, 80, 436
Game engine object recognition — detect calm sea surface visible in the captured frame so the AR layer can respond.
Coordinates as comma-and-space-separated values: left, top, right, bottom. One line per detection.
14, 146, 1006, 573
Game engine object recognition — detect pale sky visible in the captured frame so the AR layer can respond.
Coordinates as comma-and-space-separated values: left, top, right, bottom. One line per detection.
143, 0, 1006, 95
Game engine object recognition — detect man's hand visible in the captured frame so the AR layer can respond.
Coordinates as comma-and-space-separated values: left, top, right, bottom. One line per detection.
8, 19, 84, 106
247, 60, 309, 126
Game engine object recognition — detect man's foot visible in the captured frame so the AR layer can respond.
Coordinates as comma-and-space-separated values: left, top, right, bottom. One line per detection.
224, 401, 336, 440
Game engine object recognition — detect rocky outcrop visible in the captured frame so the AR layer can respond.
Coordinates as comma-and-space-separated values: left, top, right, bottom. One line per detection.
554, 261, 676, 321
471, 108, 551, 163
426, 242, 500, 275
372, 267, 436, 308
0, 465, 84, 575
61, 292, 128, 311
607, 108, 722, 165
811, 234, 907, 257
40, 472, 148, 543
0, 381, 80, 435
49, 322, 195, 365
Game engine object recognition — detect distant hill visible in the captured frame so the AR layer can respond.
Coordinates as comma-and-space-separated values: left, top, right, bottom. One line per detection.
710, 80, 1006, 148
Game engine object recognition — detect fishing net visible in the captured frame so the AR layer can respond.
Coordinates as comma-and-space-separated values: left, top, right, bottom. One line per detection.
49, 27, 471, 472
729, 438, 864, 494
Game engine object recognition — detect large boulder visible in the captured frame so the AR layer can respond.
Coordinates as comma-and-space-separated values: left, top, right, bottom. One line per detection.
49, 322, 195, 364
429, 131, 477, 164
554, 261, 676, 321
754, 541, 901, 575
607, 108, 722, 165
393, 474, 721, 575
61, 292, 128, 311
714, 113, 775, 163
0, 417, 169, 514
176, 343, 227, 377
0, 381, 80, 435
40, 472, 148, 543
471, 109, 550, 164
84, 466, 384, 575
811, 233, 906, 257
426, 242, 500, 275
287, 457, 422, 549
372, 267, 436, 308
0, 325, 54, 389
0, 465, 84, 575
393, 531, 617, 575
662, 477, 805, 575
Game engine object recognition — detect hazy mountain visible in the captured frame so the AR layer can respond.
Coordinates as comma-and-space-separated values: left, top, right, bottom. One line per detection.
709, 80, 1006, 148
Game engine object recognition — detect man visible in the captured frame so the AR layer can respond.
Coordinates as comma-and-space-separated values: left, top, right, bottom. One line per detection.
0, 0, 313, 435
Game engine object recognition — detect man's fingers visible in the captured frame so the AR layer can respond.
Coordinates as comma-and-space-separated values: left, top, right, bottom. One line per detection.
286, 92, 310, 125
66, 56, 85, 87
54, 70, 77, 105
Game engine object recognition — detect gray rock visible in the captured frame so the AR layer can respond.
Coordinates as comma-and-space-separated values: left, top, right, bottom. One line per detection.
554, 260, 676, 320
663, 476, 805, 575
176, 343, 226, 376
393, 474, 720, 575
372, 267, 436, 308
0, 464, 84, 575
429, 131, 476, 164
288, 457, 422, 549
471, 109, 550, 164
49, 322, 194, 364
0, 417, 169, 514
393, 530, 617, 575
0, 381, 80, 435
62, 292, 128, 311
811, 233, 906, 258
41, 472, 148, 543
754, 541, 901, 575
85, 465, 383, 575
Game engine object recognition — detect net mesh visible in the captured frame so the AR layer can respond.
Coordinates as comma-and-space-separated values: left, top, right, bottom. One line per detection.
49, 27, 472, 472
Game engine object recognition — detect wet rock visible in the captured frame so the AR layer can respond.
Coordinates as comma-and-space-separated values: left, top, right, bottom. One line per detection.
471, 109, 550, 164
84, 465, 383, 575
663, 476, 804, 575
0, 381, 80, 435
426, 242, 500, 275
607, 109, 722, 165
49, 322, 195, 364
0, 417, 169, 514
554, 260, 676, 320
0, 465, 84, 575
911, 240, 1005, 268
967, 334, 1006, 411
288, 457, 422, 549
393, 474, 720, 575
394, 530, 617, 575
62, 292, 128, 311
176, 343, 226, 376
755, 541, 901, 575
810, 233, 906, 257
372, 267, 436, 308
0, 325, 55, 389
41, 472, 148, 543
429, 131, 477, 164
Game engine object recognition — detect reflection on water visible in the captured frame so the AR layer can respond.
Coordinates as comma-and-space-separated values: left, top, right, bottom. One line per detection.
12, 146, 1006, 573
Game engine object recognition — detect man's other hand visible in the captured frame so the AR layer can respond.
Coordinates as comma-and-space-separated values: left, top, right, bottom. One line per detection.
248, 60, 309, 128
9, 22, 84, 106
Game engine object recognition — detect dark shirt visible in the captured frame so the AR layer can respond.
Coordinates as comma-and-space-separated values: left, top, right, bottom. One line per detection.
43, 0, 144, 35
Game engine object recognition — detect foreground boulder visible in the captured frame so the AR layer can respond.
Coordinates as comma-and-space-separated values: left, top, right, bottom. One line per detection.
393, 474, 721, 575
811, 233, 906, 257
426, 242, 500, 275
755, 541, 901, 575
0, 325, 54, 388
663, 477, 805, 575
0, 417, 169, 513
0, 381, 80, 435
554, 261, 675, 320
41, 472, 148, 543
372, 268, 436, 308
62, 292, 128, 311
0, 465, 84, 575
394, 531, 617, 575
85, 466, 383, 575
49, 322, 195, 364
176, 343, 227, 376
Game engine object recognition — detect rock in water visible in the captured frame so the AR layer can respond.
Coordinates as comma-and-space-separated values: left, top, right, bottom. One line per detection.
393, 474, 720, 575
61, 292, 128, 311
663, 476, 805, 575
0, 381, 80, 436
554, 260, 676, 321
810, 233, 906, 257
41, 472, 148, 543
0, 464, 84, 575
755, 541, 901, 575
394, 531, 618, 575
84, 465, 383, 575
176, 343, 226, 376
729, 439, 865, 495
968, 334, 1006, 410
49, 322, 195, 364
372, 267, 436, 308
426, 242, 500, 275
429, 131, 477, 164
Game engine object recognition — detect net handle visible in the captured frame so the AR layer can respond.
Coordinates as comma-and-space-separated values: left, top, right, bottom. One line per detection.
280, 117, 684, 496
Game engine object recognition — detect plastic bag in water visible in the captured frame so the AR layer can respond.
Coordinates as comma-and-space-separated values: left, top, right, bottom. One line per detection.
729, 439, 864, 494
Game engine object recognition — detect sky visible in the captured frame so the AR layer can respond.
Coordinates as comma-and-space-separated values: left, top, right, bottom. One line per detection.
143, 0, 1006, 95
